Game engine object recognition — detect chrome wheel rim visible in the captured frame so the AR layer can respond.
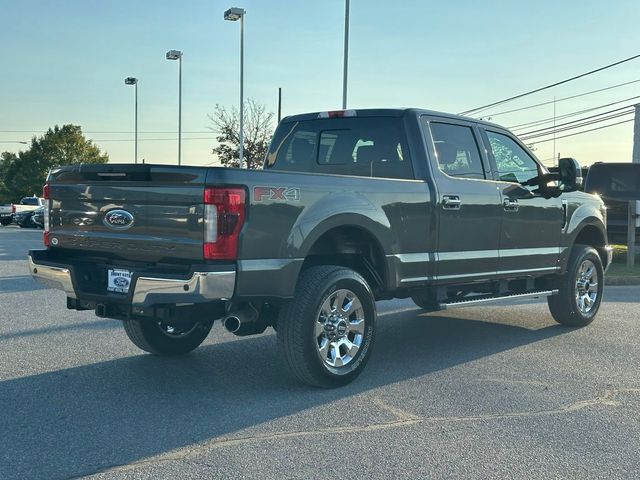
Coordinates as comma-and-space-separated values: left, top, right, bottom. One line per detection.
575, 259, 599, 314
315, 289, 366, 368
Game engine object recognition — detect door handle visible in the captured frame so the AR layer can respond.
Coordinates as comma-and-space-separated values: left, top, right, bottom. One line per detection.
442, 195, 461, 210
503, 198, 519, 212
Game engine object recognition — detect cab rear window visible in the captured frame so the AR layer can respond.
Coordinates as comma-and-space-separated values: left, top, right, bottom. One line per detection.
265, 117, 413, 180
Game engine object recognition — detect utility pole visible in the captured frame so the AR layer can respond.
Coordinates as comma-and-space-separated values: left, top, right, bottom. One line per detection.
278, 87, 282, 122
553, 96, 557, 166
628, 104, 640, 267
342, 0, 350, 109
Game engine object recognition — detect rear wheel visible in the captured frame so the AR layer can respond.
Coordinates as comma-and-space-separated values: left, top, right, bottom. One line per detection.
123, 318, 213, 355
277, 266, 376, 388
547, 245, 604, 327
0, 218, 11, 226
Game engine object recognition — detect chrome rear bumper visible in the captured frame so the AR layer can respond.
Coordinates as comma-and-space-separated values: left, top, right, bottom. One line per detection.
28, 253, 235, 307
28, 255, 77, 299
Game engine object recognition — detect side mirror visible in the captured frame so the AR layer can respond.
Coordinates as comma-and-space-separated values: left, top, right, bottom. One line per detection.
584, 162, 640, 200
558, 157, 583, 191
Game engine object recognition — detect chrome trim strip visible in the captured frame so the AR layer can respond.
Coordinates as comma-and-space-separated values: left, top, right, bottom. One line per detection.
400, 276, 434, 284
439, 289, 559, 310
132, 270, 235, 306
28, 255, 77, 299
387, 253, 432, 263
238, 258, 302, 271
438, 247, 562, 261
497, 266, 560, 275
437, 250, 499, 261
436, 266, 558, 281
389, 248, 564, 265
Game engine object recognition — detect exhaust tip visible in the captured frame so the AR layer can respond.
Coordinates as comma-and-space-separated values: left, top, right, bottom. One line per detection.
223, 316, 241, 333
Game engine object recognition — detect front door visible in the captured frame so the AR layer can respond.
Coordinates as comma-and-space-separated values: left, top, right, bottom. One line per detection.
482, 130, 562, 275
423, 119, 503, 283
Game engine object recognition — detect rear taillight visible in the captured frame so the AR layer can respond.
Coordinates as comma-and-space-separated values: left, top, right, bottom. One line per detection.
203, 187, 246, 260
43, 184, 50, 247
11, 204, 15, 214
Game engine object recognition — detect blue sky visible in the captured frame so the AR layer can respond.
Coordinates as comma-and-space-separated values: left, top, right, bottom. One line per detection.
1, 0, 639, 166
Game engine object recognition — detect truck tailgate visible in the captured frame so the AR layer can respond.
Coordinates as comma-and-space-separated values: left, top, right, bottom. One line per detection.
48, 164, 207, 264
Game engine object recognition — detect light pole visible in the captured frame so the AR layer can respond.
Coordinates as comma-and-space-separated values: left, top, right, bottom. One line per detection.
224, 7, 246, 168
166, 50, 183, 166
124, 77, 138, 164
342, 0, 350, 109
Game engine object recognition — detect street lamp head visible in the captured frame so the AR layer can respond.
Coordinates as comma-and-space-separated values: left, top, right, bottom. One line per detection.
166, 50, 183, 60
124, 77, 138, 85
224, 7, 245, 21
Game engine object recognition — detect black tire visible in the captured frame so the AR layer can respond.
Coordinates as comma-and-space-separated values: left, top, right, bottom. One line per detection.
0, 218, 11, 226
411, 293, 437, 311
277, 265, 377, 388
123, 318, 213, 355
547, 245, 604, 327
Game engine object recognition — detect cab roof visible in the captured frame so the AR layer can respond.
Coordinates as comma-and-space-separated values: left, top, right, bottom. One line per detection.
281, 108, 505, 130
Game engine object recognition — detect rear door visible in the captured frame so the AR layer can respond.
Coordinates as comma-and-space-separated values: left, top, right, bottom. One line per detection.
421, 117, 502, 282
480, 129, 562, 275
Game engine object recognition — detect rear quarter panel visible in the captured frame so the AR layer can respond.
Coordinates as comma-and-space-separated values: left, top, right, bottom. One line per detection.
207, 168, 434, 297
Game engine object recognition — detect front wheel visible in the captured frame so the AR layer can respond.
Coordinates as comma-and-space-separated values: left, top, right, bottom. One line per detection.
277, 266, 377, 388
547, 245, 604, 327
123, 318, 213, 355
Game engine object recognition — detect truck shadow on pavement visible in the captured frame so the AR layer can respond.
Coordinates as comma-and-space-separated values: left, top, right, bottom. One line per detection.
0, 310, 570, 480
0, 275, 47, 294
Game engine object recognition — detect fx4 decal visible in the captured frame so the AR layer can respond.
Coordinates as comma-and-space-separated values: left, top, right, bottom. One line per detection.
253, 186, 301, 202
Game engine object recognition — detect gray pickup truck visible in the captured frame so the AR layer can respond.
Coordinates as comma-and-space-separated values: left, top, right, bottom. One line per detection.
29, 108, 615, 387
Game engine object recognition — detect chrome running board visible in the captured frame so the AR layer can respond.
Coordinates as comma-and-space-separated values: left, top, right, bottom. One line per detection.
439, 289, 559, 310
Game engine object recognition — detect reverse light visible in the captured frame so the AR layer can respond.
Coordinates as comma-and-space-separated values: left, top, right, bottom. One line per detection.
43, 184, 50, 247
203, 187, 246, 260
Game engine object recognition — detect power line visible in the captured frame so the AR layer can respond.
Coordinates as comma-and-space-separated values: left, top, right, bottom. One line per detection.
91, 137, 214, 142
520, 110, 634, 140
460, 53, 640, 116
479, 79, 640, 118
508, 95, 640, 130
0, 129, 213, 134
525, 118, 633, 144
517, 105, 635, 137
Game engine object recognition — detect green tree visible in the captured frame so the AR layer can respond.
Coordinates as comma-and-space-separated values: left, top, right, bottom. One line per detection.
0, 125, 108, 202
208, 99, 274, 169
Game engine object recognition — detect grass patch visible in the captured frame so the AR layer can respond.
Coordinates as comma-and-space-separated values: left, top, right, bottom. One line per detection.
608, 244, 640, 279
611, 244, 639, 264
607, 262, 640, 277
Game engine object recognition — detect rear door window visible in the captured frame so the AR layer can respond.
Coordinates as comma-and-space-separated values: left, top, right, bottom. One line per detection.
429, 123, 486, 179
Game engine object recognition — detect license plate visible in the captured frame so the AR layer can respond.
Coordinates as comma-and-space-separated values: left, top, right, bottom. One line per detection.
107, 269, 133, 294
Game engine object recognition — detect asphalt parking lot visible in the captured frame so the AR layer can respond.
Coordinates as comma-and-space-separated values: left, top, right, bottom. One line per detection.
1, 226, 639, 480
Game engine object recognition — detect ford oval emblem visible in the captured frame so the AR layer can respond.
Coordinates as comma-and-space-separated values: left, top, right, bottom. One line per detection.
113, 277, 130, 288
103, 209, 134, 230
